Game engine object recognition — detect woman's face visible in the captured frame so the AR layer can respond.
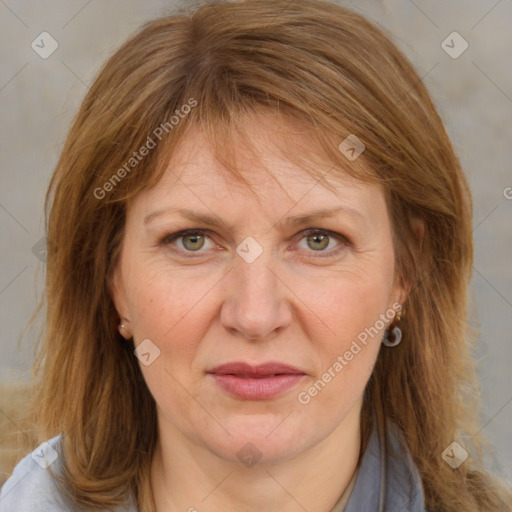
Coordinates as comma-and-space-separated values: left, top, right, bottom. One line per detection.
111, 117, 404, 465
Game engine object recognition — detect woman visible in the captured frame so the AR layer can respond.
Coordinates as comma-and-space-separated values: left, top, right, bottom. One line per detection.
1, 0, 510, 510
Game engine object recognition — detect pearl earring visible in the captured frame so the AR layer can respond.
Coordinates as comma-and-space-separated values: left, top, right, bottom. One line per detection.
118, 322, 131, 339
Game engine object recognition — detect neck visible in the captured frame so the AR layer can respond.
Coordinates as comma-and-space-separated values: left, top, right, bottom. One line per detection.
150, 402, 362, 512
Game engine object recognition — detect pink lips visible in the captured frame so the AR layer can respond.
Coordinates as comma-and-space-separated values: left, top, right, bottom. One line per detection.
207, 362, 306, 400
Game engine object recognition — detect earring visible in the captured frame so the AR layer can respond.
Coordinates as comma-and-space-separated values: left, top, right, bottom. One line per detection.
118, 322, 131, 339
382, 325, 402, 347
382, 308, 404, 347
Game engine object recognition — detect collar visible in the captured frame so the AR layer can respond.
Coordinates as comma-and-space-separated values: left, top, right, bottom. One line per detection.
337, 421, 427, 512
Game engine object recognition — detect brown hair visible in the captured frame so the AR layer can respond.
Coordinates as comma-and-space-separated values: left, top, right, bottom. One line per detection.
31, 0, 511, 510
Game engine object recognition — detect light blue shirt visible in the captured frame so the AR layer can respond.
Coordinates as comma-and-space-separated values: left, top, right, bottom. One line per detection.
1, 422, 427, 511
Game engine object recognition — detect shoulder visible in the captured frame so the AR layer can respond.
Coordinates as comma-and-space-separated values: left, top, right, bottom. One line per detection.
0, 435, 75, 511
0, 435, 139, 512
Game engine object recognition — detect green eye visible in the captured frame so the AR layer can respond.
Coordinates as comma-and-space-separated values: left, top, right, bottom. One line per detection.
180, 232, 206, 251
162, 228, 349, 257
162, 230, 213, 253
305, 233, 330, 251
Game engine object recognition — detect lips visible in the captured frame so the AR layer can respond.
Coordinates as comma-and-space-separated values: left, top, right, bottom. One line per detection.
207, 362, 306, 400
208, 361, 305, 377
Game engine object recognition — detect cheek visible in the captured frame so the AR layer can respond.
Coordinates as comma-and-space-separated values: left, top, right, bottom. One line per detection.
294, 296, 385, 422
129, 270, 208, 413
126, 266, 203, 338
298, 263, 394, 348
125, 266, 219, 378
293, 259, 394, 400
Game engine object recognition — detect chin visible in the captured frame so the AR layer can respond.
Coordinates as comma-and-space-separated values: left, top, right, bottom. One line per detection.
200, 414, 312, 466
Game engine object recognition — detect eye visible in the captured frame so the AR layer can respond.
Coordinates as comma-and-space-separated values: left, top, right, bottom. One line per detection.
161, 228, 350, 257
161, 230, 216, 253
295, 229, 350, 257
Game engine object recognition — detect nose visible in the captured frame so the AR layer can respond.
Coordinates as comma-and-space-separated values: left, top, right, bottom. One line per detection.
220, 248, 293, 341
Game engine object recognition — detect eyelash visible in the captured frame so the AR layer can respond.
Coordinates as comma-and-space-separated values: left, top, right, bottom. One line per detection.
160, 228, 351, 258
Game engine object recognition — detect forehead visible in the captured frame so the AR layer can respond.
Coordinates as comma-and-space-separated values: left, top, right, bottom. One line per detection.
144, 114, 381, 207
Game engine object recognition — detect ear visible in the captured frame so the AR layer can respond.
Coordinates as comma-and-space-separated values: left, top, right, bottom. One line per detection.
107, 263, 129, 322
390, 274, 407, 313
390, 215, 425, 310
410, 215, 425, 252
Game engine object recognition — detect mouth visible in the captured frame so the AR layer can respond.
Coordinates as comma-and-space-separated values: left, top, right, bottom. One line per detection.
207, 362, 307, 400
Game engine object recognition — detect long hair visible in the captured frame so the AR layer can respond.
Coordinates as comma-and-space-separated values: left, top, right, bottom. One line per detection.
32, 1, 511, 510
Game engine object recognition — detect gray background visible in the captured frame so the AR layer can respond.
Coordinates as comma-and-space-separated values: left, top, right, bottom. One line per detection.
0, 0, 511, 483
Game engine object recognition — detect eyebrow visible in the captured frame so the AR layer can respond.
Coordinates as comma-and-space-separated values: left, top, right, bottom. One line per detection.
144, 206, 365, 230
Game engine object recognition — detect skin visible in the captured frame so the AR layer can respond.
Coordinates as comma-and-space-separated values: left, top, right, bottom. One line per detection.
111, 115, 418, 511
